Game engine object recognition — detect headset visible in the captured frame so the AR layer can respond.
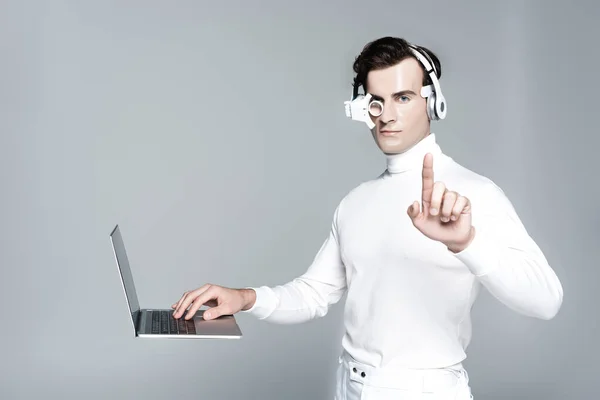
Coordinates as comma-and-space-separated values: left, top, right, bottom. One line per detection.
344, 43, 447, 129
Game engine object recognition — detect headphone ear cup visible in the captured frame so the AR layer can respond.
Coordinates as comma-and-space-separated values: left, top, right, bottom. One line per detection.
426, 92, 438, 121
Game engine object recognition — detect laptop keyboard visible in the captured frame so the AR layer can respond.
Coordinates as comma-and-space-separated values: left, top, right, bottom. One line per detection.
150, 310, 196, 335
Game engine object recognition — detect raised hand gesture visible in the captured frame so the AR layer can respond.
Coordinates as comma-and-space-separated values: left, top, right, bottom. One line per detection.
407, 153, 475, 253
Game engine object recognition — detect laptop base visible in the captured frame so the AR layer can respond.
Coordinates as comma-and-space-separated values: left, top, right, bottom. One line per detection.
136, 309, 242, 339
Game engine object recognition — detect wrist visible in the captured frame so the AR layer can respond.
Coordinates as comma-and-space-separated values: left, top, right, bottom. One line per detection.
240, 288, 256, 311
446, 226, 476, 253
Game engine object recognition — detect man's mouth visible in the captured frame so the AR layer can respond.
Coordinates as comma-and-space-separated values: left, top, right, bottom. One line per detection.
380, 130, 402, 137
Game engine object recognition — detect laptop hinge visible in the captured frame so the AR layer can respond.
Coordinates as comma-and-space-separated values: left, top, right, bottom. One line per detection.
135, 310, 142, 336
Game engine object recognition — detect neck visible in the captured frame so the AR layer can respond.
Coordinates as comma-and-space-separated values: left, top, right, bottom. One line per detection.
385, 133, 442, 174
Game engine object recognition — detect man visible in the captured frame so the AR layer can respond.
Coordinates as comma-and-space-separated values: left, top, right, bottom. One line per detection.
171, 37, 563, 399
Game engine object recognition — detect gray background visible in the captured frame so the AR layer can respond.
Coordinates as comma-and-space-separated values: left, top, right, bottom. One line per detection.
1, 0, 597, 399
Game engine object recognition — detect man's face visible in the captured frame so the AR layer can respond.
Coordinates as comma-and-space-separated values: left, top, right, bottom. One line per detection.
365, 57, 430, 155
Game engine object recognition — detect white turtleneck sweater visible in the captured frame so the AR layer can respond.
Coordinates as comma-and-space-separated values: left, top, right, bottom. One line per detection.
242, 133, 563, 369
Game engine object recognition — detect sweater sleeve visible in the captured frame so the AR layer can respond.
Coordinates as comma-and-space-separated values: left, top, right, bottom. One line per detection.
451, 182, 563, 320
240, 202, 347, 323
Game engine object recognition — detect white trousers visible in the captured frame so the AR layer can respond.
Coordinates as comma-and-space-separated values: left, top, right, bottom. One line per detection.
334, 352, 474, 400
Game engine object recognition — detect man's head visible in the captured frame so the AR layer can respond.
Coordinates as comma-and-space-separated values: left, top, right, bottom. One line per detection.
352, 37, 442, 155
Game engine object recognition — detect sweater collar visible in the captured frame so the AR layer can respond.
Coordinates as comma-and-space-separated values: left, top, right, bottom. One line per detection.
385, 133, 442, 174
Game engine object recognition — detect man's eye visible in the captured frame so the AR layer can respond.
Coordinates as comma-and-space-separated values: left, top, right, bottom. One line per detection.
398, 96, 410, 102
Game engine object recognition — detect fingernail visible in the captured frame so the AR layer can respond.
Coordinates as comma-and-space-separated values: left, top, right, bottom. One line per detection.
451, 215, 457, 221
430, 208, 437, 215
205, 312, 211, 319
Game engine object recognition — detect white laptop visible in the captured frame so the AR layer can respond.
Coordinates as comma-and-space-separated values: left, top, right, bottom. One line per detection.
109, 224, 243, 339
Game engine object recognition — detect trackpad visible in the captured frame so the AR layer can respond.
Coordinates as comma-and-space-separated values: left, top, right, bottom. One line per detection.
193, 311, 239, 335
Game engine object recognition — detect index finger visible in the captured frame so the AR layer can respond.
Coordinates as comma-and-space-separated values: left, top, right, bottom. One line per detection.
183, 287, 220, 320
173, 285, 210, 318
421, 153, 434, 206
181, 286, 219, 319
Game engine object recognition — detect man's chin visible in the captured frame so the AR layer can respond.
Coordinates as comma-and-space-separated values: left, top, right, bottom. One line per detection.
377, 139, 407, 154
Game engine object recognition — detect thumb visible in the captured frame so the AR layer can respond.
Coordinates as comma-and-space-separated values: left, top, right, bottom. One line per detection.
407, 201, 421, 221
203, 305, 228, 320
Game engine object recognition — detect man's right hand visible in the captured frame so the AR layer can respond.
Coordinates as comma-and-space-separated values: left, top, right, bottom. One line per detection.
171, 284, 256, 321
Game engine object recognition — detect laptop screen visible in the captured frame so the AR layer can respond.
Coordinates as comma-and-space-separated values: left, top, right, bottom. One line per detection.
110, 225, 141, 330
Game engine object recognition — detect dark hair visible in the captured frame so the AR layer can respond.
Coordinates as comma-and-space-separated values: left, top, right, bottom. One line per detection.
352, 36, 442, 95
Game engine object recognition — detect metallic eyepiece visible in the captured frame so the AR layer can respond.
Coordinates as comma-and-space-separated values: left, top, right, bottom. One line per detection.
368, 100, 383, 117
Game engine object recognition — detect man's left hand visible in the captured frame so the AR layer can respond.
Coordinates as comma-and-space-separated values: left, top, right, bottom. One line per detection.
407, 153, 475, 253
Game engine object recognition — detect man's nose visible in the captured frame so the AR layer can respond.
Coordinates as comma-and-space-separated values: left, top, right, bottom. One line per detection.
380, 102, 397, 123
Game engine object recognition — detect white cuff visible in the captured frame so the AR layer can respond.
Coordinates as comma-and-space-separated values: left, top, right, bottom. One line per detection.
451, 227, 501, 277
240, 286, 278, 320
